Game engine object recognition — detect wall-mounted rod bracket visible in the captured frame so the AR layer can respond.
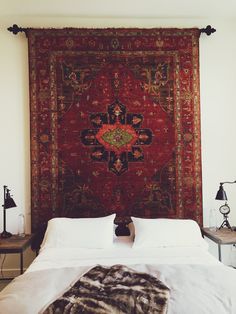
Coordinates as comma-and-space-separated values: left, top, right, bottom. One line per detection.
200, 25, 216, 36
7, 24, 27, 35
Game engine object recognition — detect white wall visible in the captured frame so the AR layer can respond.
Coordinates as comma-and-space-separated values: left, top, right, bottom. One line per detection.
200, 20, 236, 229
0, 13, 236, 264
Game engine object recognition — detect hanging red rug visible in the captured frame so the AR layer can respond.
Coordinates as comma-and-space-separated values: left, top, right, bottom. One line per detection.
27, 28, 202, 230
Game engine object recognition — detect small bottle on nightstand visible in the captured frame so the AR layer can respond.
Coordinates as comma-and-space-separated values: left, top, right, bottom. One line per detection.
18, 213, 25, 237
209, 209, 217, 232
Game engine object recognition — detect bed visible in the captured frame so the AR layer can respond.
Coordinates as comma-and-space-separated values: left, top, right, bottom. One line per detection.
0, 215, 236, 314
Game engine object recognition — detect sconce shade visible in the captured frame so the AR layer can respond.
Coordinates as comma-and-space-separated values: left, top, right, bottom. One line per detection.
4, 197, 16, 209
215, 185, 228, 201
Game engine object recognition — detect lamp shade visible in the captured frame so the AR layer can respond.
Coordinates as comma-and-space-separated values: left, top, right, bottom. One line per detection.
215, 184, 228, 200
4, 187, 16, 209
4, 196, 16, 209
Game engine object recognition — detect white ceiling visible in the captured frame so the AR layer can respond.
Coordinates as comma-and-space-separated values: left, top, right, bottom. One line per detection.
1, 0, 236, 18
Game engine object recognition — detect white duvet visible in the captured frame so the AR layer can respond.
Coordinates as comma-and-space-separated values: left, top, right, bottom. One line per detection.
0, 238, 236, 314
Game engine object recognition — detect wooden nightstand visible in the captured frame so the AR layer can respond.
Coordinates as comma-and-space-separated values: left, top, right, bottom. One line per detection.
0, 234, 34, 280
202, 228, 236, 262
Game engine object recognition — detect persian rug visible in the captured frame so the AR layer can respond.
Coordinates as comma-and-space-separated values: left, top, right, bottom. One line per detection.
27, 28, 202, 230
43, 264, 170, 314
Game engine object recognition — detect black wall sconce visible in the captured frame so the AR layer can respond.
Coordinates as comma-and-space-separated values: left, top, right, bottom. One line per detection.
215, 180, 236, 230
1, 185, 17, 238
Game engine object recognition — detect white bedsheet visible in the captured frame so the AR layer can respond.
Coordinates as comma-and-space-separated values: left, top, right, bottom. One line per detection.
1, 239, 236, 314
27, 244, 219, 273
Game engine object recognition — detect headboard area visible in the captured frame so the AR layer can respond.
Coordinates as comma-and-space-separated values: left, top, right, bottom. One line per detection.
28, 27, 202, 232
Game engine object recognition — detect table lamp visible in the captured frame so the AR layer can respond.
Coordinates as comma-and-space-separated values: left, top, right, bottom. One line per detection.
1, 185, 17, 238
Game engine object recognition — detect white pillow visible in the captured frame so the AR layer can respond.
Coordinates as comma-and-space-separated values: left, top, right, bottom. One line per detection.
41, 214, 116, 249
132, 217, 207, 249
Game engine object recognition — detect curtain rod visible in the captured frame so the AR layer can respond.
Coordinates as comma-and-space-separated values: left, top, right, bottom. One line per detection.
7, 24, 216, 36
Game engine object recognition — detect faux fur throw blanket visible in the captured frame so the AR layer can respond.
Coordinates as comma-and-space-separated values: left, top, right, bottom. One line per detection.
43, 264, 170, 314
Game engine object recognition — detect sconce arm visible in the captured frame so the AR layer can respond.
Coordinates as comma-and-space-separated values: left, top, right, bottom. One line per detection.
220, 180, 236, 185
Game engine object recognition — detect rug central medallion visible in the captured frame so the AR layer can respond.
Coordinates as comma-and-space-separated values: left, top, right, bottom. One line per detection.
81, 99, 153, 175
96, 122, 138, 153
